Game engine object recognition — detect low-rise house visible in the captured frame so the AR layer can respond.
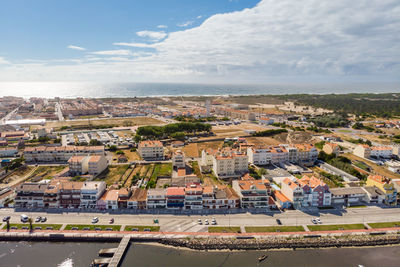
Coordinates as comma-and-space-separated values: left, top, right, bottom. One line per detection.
259, 117, 274, 125
323, 142, 340, 156
117, 188, 131, 209
366, 175, 397, 205
353, 144, 393, 159
68, 154, 108, 176
147, 188, 167, 209
386, 161, 400, 174
330, 187, 368, 205
274, 190, 292, 209
103, 189, 119, 210
362, 186, 385, 204
138, 140, 164, 160
24, 145, 105, 163
127, 188, 147, 209
0, 187, 16, 208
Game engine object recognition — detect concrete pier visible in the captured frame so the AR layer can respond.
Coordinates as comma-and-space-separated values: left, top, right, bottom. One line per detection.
108, 235, 130, 267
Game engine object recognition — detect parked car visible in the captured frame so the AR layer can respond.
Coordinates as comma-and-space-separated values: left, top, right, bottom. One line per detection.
211, 218, 217, 225
41, 217, 47, 222
92, 217, 99, 224
197, 219, 202, 225
20, 214, 29, 223
204, 219, 209, 225
276, 219, 282, 225
316, 217, 322, 224
109, 218, 114, 224
35, 216, 42, 222
2, 216, 10, 222
311, 219, 317, 224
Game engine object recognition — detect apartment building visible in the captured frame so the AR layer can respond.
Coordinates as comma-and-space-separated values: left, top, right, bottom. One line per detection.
353, 144, 393, 159
146, 188, 167, 209
281, 177, 304, 209
138, 140, 164, 160
259, 117, 274, 125
15, 183, 48, 208
291, 144, 318, 166
323, 142, 340, 156
0, 148, 18, 157
127, 188, 147, 209
247, 146, 271, 165
80, 181, 106, 209
232, 175, 271, 209
202, 186, 240, 209
43, 181, 59, 208
184, 184, 203, 209
24, 145, 105, 163
214, 107, 256, 121
166, 187, 185, 209
299, 175, 331, 207
330, 187, 368, 205
366, 175, 397, 205
172, 150, 186, 169
202, 148, 248, 179
58, 181, 83, 209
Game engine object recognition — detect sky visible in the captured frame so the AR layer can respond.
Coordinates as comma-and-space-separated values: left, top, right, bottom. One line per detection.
0, 0, 399, 84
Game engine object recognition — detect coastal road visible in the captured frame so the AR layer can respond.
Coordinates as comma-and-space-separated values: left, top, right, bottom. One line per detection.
1, 206, 400, 232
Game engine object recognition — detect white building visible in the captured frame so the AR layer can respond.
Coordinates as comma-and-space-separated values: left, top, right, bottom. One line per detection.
138, 140, 164, 160
24, 145, 105, 162
387, 161, 400, 173
0, 148, 18, 157
259, 117, 274, 125
80, 181, 106, 209
232, 176, 271, 209
353, 144, 393, 159
146, 188, 167, 209
172, 150, 186, 169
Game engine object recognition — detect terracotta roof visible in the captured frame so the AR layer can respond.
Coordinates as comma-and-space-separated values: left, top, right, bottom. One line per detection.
368, 175, 390, 184
103, 189, 119, 201
166, 187, 185, 196
275, 191, 291, 202
138, 140, 163, 148
299, 175, 326, 188
237, 180, 267, 190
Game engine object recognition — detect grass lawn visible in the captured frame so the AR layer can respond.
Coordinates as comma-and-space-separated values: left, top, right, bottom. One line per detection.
29, 165, 67, 180
307, 224, 366, 231
348, 205, 367, 208
64, 224, 121, 231
125, 225, 160, 232
5, 223, 62, 230
95, 165, 129, 186
368, 222, 400, 229
245, 226, 305, 233
158, 163, 172, 176
208, 226, 241, 233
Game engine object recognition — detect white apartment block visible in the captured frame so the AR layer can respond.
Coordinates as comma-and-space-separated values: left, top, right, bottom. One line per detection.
68, 154, 108, 176
146, 188, 167, 209
353, 144, 393, 159
24, 145, 105, 163
184, 185, 203, 210
232, 178, 271, 209
80, 181, 106, 209
247, 144, 317, 166
138, 140, 164, 160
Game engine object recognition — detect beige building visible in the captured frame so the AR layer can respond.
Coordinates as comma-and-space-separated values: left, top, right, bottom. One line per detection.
323, 142, 340, 156
172, 150, 185, 169
138, 140, 164, 160
353, 144, 392, 159
24, 145, 105, 162
202, 148, 248, 179
68, 154, 108, 176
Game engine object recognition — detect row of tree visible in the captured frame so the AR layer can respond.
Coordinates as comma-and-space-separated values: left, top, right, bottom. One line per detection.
136, 122, 211, 139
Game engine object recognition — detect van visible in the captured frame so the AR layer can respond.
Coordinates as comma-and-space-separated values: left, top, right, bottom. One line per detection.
20, 214, 29, 223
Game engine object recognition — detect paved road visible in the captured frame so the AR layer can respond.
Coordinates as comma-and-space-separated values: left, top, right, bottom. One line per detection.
0, 107, 19, 124
2, 206, 400, 232
55, 102, 64, 121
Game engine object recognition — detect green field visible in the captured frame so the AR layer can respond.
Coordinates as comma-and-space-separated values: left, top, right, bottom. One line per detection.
368, 222, 400, 229
64, 224, 121, 231
245, 226, 305, 233
208, 226, 241, 233
4, 223, 62, 230
125, 225, 160, 232
307, 224, 366, 231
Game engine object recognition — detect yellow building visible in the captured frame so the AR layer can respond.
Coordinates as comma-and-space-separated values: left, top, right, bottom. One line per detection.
366, 175, 397, 205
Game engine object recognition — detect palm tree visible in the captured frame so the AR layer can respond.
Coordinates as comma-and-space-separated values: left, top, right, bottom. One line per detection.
28, 217, 33, 232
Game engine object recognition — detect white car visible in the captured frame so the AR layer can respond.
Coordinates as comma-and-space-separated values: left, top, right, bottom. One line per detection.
197, 219, 202, 225
316, 218, 322, 224
91, 217, 99, 224
311, 219, 318, 224
204, 219, 209, 225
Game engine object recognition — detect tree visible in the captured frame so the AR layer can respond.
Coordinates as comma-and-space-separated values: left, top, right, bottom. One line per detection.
28, 217, 33, 232
89, 139, 102, 146
108, 145, 117, 152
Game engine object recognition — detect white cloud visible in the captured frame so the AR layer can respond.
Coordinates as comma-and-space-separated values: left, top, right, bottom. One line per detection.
112, 42, 156, 48
1, 0, 399, 83
157, 25, 168, 29
0, 57, 10, 65
90, 49, 132, 56
67, 45, 86, 51
136, 30, 167, 41
177, 21, 194, 27
196, 15, 202, 19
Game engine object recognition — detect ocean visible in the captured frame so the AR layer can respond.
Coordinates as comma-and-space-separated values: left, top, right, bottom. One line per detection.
1, 241, 399, 267
0, 82, 398, 98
